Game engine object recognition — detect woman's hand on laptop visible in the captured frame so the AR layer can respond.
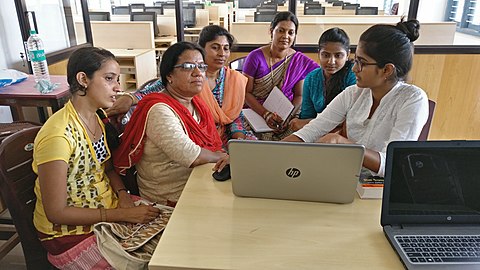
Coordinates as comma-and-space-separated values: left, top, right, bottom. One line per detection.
317, 133, 352, 145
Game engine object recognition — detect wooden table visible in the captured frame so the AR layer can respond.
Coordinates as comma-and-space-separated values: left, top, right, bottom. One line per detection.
149, 164, 404, 270
0, 75, 70, 122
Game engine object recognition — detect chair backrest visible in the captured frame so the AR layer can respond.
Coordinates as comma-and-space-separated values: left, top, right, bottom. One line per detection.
229, 57, 247, 72
0, 126, 53, 269
131, 11, 159, 37
418, 99, 436, 141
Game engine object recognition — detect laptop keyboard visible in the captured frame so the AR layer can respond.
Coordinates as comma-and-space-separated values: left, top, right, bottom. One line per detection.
395, 235, 480, 264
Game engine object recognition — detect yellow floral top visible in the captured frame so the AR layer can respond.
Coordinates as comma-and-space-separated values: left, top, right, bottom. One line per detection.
33, 101, 118, 239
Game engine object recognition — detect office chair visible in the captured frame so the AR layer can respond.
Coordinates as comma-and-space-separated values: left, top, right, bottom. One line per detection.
89, 11, 111, 21
355, 6, 378, 15
112, 6, 130, 15
229, 57, 247, 72
129, 3, 146, 13
0, 126, 54, 269
418, 99, 436, 141
130, 11, 159, 37
145, 6, 163, 15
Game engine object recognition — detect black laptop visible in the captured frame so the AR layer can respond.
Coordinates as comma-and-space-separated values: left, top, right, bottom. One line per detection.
381, 140, 480, 270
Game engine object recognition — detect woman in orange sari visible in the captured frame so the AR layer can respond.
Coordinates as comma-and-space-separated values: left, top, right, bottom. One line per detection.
197, 25, 256, 148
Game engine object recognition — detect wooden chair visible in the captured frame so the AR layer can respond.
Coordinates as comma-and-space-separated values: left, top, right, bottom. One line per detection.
418, 99, 436, 141
0, 126, 54, 269
229, 57, 247, 72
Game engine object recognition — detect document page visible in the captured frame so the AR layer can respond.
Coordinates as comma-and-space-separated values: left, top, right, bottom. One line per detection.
243, 87, 294, 133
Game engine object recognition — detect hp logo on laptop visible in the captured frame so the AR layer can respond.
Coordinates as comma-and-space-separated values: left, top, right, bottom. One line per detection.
286, 168, 301, 178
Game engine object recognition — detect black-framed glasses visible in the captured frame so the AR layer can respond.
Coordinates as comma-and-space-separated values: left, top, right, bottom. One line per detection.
353, 57, 379, 72
173, 62, 208, 72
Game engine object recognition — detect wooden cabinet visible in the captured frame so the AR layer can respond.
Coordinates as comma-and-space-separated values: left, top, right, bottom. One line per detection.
109, 49, 157, 92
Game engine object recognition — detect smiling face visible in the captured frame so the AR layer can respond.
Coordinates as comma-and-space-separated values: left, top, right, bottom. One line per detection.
166, 49, 205, 98
204, 35, 231, 72
319, 42, 349, 79
83, 59, 121, 108
270, 20, 296, 50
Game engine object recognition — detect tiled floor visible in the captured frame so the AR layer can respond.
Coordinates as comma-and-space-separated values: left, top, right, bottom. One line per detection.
0, 241, 27, 270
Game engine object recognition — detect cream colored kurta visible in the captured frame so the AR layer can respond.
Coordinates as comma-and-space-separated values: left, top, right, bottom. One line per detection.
136, 103, 201, 204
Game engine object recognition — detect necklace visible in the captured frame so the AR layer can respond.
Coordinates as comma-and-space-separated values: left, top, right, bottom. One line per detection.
269, 48, 288, 89
78, 112, 98, 140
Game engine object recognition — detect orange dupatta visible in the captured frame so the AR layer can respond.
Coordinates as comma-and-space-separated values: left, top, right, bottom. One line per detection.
198, 67, 247, 137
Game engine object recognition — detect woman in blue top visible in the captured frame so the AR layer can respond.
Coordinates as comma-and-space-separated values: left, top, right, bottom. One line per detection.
290, 27, 356, 131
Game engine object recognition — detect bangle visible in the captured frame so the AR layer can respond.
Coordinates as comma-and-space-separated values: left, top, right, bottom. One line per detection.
100, 208, 107, 222
263, 111, 272, 120
116, 188, 130, 196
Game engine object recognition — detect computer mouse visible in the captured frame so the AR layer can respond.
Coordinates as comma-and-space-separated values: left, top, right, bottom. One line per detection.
212, 164, 231, 181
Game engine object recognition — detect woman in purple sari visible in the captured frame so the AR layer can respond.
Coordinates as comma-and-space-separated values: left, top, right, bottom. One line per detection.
243, 11, 319, 140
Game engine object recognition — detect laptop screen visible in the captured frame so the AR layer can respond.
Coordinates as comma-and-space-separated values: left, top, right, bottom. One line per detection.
381, 141, 480, 226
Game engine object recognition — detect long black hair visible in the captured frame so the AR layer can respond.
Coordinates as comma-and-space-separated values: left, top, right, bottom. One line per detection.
319, 27, 352, 104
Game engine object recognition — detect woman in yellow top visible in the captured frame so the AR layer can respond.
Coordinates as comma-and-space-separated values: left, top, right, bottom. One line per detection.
33, 47, 160, 269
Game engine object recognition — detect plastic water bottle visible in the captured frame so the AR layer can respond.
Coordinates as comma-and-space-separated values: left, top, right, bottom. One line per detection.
27, 30, 50, 83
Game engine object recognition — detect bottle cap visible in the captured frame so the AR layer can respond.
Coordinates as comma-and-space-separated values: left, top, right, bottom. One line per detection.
29, 30, 37, 35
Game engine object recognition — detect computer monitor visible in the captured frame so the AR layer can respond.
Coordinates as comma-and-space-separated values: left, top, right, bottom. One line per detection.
332, 1, 344, 6
162, 3, 176, 9
183, 6, 196, 28
210, 0, 227, 3
130, 11, 159, 37
89, 11, 111, 21
188, 3, 205, 9
112, 6, 130, 15
304, 3, 324, 15
256, 3, 277, 12
145, 6, 163, 15
239, 0, 264, 9
355, 6, 378, 15
129, 3, 145, 12
254, 11, 277, 22
343, 3, 360, 10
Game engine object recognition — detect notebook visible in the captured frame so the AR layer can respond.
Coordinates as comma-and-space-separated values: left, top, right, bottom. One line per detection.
381, 140, 480, 270
228, 140, 365, 204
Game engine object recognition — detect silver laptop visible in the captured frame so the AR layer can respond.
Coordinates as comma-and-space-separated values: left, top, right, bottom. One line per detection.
228, 140, 365, 204
381, 140, 480, 269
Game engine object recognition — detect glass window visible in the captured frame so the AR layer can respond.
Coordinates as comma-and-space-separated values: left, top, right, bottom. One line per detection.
418, 0, 480, 45
24, 0, 85, 53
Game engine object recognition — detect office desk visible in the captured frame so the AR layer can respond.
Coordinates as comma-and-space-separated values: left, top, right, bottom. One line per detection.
149, 164, 403, 270
0, 75, 70, 122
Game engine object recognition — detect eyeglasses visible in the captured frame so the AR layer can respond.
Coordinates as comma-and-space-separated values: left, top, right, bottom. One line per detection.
173, 62, 208, 72
353, 58, 379, 72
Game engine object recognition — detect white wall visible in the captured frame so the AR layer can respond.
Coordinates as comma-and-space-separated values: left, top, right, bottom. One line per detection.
417, 0, 448, 22
0, 0, 29, 72
0, 0, 26, 123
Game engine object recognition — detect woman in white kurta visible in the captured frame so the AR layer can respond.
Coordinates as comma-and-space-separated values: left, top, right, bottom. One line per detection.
284, 19, 429, 177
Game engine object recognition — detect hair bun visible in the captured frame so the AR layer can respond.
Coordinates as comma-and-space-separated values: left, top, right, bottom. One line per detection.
396, 19, 420, 42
